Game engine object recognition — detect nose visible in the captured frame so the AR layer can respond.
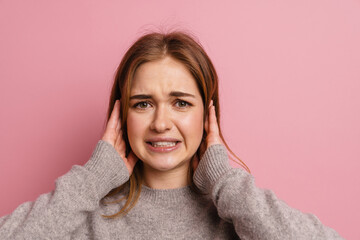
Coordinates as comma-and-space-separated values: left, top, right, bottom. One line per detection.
150, 105, 173, 133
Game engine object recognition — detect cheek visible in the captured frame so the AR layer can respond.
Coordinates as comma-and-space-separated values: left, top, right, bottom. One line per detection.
179, 109, 204, 145
126, 113, 145, 145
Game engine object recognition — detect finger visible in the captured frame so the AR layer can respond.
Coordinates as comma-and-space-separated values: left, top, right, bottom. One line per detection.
204, 100, 212, 134
209, 102, 219, 136
204, 115, 209, 134
115, 129, 121, 147
115, 114, 121, 133
118, 130, 126, 149
108, 100, 120, 130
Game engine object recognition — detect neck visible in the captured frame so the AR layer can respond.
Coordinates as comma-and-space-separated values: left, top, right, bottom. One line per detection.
142, 163, 190, 189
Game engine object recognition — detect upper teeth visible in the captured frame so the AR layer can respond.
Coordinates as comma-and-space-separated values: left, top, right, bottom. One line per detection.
151, 141, 177, 147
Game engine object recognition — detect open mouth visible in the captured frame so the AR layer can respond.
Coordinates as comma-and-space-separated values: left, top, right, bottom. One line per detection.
146, 141, 180, 147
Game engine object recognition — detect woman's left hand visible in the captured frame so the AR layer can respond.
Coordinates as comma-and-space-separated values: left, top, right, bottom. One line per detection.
192, 100, 223, 171
204, 100, 223, 147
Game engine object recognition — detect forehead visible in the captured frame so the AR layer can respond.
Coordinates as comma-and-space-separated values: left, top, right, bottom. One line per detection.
131, 56, 200, 97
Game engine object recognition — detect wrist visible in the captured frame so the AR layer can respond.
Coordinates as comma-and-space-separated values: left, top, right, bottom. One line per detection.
85, 140, 130, 198
193, 144, 232, 194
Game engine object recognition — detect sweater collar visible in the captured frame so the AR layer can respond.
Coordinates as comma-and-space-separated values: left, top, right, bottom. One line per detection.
139, 184, 199, 204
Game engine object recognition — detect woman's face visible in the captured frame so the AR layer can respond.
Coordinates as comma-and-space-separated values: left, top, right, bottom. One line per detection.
127, 56, 204, 174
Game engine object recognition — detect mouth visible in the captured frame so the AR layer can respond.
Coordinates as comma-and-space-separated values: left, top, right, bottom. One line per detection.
146, 141, 181, 147
145, 140, 182, 153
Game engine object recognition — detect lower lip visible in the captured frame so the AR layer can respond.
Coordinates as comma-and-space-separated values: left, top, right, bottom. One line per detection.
146, 142, 181, 153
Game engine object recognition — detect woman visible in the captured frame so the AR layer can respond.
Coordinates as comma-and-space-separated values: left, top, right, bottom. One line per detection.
0, 31, 343, 239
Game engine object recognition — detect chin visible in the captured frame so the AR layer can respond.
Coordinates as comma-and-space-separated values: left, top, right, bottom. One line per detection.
149, 161, 180, 172
144, 157, 189, 172
152, 165, 177, 172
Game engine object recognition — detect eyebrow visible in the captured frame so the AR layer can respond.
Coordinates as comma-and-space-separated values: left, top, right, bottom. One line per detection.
130, 91, 196, 100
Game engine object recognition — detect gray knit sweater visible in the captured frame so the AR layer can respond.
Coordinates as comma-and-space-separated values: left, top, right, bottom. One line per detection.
0, 140, 344, 239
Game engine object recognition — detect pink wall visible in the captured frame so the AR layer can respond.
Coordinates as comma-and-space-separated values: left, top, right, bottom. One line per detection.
0, 0, 359, 238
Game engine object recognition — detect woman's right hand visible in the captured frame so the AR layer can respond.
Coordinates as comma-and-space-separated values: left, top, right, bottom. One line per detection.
101, 99, 138, 175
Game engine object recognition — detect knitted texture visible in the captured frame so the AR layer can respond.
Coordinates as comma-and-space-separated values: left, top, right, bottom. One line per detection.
0, 140, 344, 239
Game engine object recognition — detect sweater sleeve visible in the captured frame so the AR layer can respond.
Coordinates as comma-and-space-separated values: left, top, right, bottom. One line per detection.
193, 144, 344, 240
0, 140, 129, 240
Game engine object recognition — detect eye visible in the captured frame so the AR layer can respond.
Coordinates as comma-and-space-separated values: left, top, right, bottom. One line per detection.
133, 101, 151, 109
175, 100, 191, 108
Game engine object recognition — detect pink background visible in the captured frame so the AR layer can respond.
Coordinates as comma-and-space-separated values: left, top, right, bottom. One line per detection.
0, 0, 359, 239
